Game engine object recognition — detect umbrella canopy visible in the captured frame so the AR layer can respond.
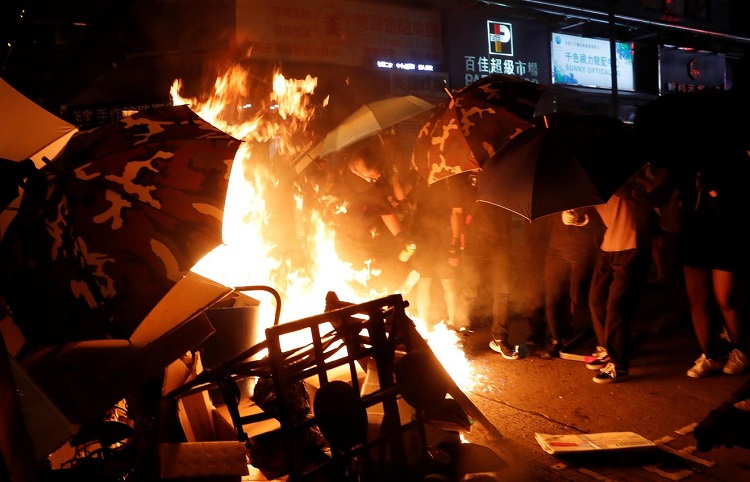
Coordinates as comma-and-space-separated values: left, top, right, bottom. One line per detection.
477, 114, 641, 221
292, 95, 433, 175
0, 78, 80, 235
0, 105, 241, 345
0, 77, 78, 166
411, 74, 549, 185
633, 88, 750, 172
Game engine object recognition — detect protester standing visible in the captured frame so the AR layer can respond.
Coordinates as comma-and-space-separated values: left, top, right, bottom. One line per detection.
586, 171, 653, 383
675, 151, 750, 378
463, 191, 519, 360
543, 206, 604, 357
410, 172, 473, 331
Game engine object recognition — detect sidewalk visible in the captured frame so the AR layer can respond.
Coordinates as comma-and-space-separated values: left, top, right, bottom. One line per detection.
457, 280, 750, 481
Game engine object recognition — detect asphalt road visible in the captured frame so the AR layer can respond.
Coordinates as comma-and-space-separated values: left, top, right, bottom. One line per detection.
457, 282, 750, 481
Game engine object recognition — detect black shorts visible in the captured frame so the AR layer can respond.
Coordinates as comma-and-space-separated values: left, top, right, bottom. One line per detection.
678, 209, 745, 272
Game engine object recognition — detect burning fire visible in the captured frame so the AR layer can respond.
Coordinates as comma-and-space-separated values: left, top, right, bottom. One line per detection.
170, 64, 474, 392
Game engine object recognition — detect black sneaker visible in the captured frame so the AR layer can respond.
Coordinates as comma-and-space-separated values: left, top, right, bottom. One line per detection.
525, 334, 545, 347
585, 346, 610, 370
489, 338, 520, 360
593, 362, 629, 384
547, 341, 562, 358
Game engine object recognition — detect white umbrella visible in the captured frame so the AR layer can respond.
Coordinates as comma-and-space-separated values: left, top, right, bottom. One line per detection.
1, 78, 79, 236
0, 77, 78, 166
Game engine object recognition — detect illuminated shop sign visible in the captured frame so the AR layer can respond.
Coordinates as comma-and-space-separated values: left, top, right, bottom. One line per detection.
462, 55, 540, 86
551, 32, 634, 91
488, 20, 513, 56
376, 60, 435, 71
459, 19, 538, 86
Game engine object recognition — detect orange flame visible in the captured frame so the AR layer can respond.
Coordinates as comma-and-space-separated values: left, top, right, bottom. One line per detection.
171, 64, 474, 390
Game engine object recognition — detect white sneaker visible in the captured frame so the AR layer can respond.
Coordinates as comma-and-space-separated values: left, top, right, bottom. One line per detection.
723, 349, 749, 375
585, 346, 610, 370
687, 354, 723, 378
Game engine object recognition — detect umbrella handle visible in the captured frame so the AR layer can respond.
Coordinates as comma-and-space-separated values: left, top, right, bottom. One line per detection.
291, 142, 323, 176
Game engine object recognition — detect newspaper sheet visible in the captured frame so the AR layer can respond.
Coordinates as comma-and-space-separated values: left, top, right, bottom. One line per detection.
535, 431, 656, 454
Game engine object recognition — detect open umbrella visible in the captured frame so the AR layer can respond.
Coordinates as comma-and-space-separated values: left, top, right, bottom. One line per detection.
633, 88, 750, 172
0, 105, 241, 345
291, 95, 433, 175
0, 77, 79, 166
1, 78, 80, 236
412, 74, 551, 185
477, 113, 641, 221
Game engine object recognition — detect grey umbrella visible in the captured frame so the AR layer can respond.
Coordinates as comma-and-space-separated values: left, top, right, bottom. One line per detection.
292, 95, 433, 175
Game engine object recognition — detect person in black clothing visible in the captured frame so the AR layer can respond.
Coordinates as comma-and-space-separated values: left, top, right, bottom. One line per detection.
543, 207, 604, 357
676, 151, 750, 378
462, 179, 518, 359
409, 172, 473, 331
519, 215, 552, 355
322, 142, 406, 294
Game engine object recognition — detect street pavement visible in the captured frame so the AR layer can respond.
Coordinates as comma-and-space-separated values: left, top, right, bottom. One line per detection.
457, 281, 750, 481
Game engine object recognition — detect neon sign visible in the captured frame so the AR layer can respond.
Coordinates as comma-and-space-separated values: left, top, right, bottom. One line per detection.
376, 60, 435, 72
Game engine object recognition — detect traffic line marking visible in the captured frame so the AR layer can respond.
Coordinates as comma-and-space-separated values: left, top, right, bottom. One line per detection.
675, 423, 697, 435
577, 467, 618, 481
643, 464, 694, 480
655, 441, 716, 467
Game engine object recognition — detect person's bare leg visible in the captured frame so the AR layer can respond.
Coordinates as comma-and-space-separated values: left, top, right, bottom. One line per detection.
651, 234, 665, 284
440, 278, 458, 328
416, 277, 433, 328
712, 269, 742, 348
683, 266, 713, 355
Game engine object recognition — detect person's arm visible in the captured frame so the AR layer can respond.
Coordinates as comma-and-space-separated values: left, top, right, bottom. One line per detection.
381, 212, 402, 238
448, 207, 464, 267
450, 207, 463, 241
387, 166, 410, 205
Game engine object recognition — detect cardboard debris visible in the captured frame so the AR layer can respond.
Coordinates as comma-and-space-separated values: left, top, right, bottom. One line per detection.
535, 431, 656, 454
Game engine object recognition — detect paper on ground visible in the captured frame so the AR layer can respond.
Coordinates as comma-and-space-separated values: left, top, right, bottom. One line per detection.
535, 431, 656, 454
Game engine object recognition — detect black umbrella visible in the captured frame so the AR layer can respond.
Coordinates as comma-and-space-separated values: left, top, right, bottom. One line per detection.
477, 113, 643, 221
633, 88, 750, 171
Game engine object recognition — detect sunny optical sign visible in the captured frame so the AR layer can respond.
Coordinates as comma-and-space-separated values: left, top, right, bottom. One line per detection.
551, 32, 634, 91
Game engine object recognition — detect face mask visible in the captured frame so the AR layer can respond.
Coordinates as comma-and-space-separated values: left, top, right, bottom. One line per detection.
343, 167, 375, 193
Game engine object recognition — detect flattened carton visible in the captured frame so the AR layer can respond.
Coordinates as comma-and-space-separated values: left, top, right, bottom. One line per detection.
535, 431, 656, 454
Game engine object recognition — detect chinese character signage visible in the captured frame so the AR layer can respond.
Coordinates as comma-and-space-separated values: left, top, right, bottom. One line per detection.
551, 32, 634, 91
236, 0, 442, 67
445, 7, 549, 90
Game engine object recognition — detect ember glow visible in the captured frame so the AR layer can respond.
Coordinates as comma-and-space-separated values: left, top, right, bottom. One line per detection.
170, 64, 474, 392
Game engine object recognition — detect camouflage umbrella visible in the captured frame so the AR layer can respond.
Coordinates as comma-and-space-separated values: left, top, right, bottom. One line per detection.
0, 105, 241, 345
411, 74, 548, 185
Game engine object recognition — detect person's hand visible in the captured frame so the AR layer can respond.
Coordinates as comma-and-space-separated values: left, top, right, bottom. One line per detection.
561, 210, 578, 225
561, 209, 589, 226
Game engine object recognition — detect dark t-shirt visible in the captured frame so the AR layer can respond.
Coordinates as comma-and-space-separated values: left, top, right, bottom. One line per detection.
326, 167, 396, 264
547, 206, 604, 253
409, 173, 475, 277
